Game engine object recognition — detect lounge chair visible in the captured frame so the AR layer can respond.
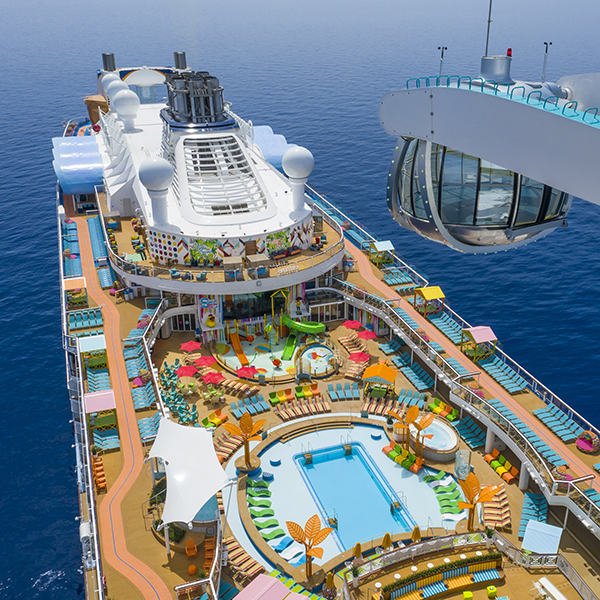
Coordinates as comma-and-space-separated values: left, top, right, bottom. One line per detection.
253, 518, 280, 530
185, 538, 197, 558
247, 497, 272, 508
327, 384, 338, 401
250, 508, 275, 518
260, 528, 285, 541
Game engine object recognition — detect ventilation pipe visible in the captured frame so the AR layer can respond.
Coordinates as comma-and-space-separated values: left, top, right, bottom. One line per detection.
282, 147, 315, 212
138, 157, 174, 226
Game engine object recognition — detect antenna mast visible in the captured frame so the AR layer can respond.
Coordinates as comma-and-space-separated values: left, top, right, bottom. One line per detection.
485, 0, 493, 56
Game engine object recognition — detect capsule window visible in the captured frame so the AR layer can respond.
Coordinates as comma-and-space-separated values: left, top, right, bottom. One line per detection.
516, 177, 544, 226
476, 161, 514, 226
439, 150, 478, 225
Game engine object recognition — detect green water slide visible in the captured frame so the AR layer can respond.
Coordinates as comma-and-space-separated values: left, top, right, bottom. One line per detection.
281, 332, 297, 361
282, 315, 326, 335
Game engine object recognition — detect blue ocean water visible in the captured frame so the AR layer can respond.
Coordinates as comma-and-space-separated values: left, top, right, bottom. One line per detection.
1, 0, 599, 597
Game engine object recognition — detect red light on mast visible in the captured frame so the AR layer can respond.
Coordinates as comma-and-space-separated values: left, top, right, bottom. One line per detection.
507, 48, 512, 57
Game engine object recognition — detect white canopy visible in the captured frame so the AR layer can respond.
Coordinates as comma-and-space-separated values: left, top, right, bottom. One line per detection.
148, 418, 229, 526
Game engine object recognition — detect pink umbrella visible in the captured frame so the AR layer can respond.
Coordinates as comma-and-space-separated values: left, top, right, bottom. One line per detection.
343, 320, 362, 330
349, 351, 371, 363
203, 371, 225, 385
195, 355, 217, 367
180, 340, 203, 353
357, 330, 377, 340
237, 366, 259, 378
132, 376, 145, 387
176, 365, 198, 377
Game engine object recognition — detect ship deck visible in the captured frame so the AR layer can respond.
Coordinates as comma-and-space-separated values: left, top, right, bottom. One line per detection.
62, 196, 600, 600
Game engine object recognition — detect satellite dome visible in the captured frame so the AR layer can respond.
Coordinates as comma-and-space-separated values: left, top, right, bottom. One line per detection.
106, 79, 128, 101
113, 89, 140, 118
139, 157, 174, 192
101, 72, 120, 92
282, 146, 314, 179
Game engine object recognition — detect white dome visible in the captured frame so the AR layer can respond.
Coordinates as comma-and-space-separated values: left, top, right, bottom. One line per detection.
106, 79, 128, 100
101, 73, 120, 91
139, 157, 174, 191
113, 89, 140, 118
282, 146, 314, 179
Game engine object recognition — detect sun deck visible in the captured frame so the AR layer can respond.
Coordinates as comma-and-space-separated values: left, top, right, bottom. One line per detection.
61, 192, 600, 600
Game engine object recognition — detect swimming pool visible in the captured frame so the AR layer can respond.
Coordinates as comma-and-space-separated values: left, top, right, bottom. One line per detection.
295, 442, 416, 549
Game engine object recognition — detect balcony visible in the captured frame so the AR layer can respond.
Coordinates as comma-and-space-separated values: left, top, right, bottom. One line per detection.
95, 191, 345, 294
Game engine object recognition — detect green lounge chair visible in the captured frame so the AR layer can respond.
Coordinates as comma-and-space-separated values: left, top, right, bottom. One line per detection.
246, 479, 270, 488
437, 488, 462, 500
268, 391, 279, 406
446, 409, 459, 422
254, 518, 280, 530
434, 481, 458, 494
295, 386, 305, 399
250, 508, 275, 518
423, 470, 446, 483
440, 506, 464, 514
490, 455, 505, 471
247, 497, 272, 508
260, 528, 285, 541
428, 397, 441, 412
247, 487, 272, 497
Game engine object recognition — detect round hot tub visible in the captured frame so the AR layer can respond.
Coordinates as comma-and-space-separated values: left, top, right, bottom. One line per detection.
409, 417, 459, 462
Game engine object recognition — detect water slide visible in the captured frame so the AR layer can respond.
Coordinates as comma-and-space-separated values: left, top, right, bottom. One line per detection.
282, 314, 326, 335
229, 332, 249, 367
281, 332, 297, 361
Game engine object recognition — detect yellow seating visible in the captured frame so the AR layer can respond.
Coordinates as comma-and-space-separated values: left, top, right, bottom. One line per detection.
302, 385, 313, 398
185, 538, 197, 558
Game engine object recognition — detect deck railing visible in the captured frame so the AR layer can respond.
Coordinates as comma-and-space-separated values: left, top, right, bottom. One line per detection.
93, 185, 345, 286
343, 530, 599, 600
307, 186, 429, 288
404, 74, 600, 128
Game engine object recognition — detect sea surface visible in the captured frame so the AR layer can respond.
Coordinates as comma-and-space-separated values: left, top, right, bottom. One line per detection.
1, 0, 599, 597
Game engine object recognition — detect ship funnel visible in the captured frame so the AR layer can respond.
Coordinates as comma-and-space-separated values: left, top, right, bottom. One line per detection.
480, 54, 514, 84
165, 70, 226, 124
174, 51, 187, 70
102, 53, 117, 72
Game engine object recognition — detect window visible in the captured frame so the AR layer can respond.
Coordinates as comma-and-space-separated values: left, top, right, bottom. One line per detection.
440, 150, 478, 225
172, 314, 196, 331
545, 188, 568, 220
399, 140, 417, 215
476, 161, 514, 226
515, 177, 544, 226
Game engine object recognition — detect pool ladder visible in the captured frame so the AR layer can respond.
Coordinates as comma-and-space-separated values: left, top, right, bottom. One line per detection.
301, 442, 314, 464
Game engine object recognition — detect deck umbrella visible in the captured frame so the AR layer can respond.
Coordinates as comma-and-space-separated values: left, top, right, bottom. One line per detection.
411, 525, 421, 543
180, 340, 203, 353
349, 351, 370, 363
357, 330, 377, 340
343, 320, 362, 330
176, 365, 198, 377
194, 355, 217, 367
237, 366, 259, 378
203, 371, 225, 385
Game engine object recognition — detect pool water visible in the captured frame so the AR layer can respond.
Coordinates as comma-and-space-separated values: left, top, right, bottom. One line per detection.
409, 419, 458, 451
295, 442, 416, 549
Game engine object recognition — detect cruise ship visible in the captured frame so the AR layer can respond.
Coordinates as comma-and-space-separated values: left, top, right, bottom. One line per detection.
55, 51, 600, 600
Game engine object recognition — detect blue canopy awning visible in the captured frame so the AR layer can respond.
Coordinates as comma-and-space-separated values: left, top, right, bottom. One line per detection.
521, 520, 563, 554
53, 137, 103, 195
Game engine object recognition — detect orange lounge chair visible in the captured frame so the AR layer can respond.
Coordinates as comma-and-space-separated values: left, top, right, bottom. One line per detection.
185, 538, 197, 558
502, 466, 519, 484
484, 448, 500, 464
283, 388, 295, 401
215, 408, 228, 424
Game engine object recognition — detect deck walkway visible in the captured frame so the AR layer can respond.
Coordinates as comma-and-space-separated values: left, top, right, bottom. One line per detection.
65, 198, 172, 599
345, 240, 600, 487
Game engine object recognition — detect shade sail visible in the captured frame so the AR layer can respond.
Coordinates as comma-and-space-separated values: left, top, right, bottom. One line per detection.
357, 330, 377, 340
342, 320, 362, 330
362, 363, 397, 385
180, 340, 203, 352
84, 389, 116, 414
521, 520, 563, 555
462, 326, 497, 344
176, 365, 198, 377
148, 418, 229, 525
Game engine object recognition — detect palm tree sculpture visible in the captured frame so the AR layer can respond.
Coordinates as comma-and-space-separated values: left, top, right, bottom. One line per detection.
457, 472, 501, 531
413, 413, 435, 458
223, 412, 266, 469
387, 404, 420, 451
286, 514, 333, 579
